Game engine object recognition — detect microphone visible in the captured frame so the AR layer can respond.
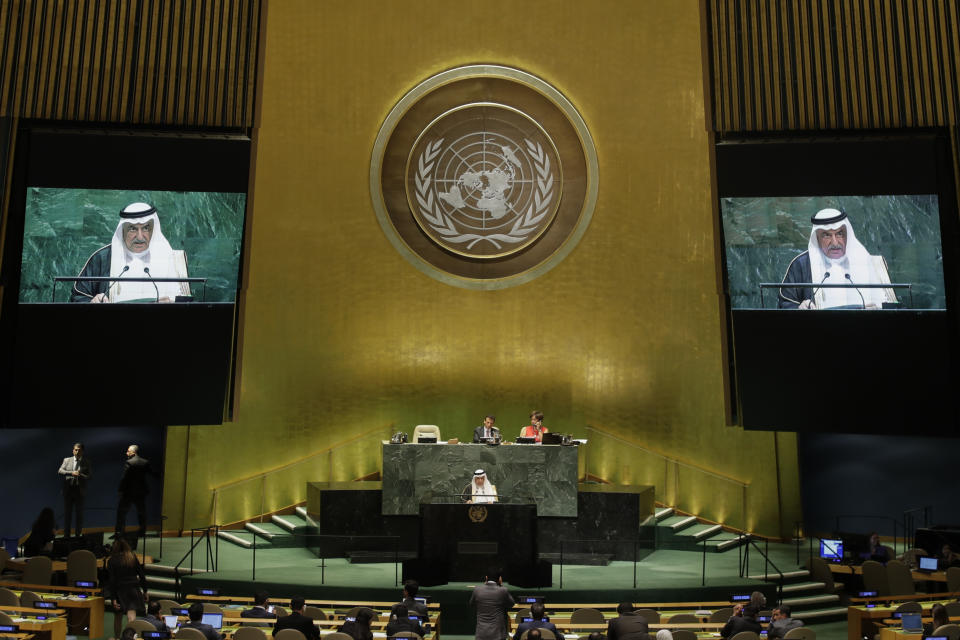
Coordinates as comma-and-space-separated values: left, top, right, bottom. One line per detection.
845, 273, 866, 309
143, 267, 160, 303
108, 265, 130, 300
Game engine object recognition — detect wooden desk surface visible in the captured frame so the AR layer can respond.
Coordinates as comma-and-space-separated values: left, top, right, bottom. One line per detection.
10, 615, 66, 640
186, 595, 441, 609
828, 563, 947, 582
0, 581, 101, 595
6, 554, 151, 575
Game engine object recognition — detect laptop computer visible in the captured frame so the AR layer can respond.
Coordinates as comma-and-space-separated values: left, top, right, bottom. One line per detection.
164, 615, 179, 630
901, 613, 923, 633
541, 433, 563, 445
515, 437, 537, 444
918, 556, 939, 572
201, 613, 223, 630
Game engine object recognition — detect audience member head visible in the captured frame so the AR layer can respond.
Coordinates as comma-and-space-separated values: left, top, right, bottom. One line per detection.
394, 604, 408, 619
188, 603, 203, 622
656, 630, 672, 640
147, 601, 161, 617
528, 630, 542, 640
587, 633, 604, 640
617, 602, 635, 615
403, 580, 419, 599
773, 604, 791, 620
869, 532, 881, 548
485, 567, 502, 584
530, 410, 544, 424
33, 507, 56, 533
932, 603, 949, 629
742, 604, 760, 619
531, 603, 546, 620
356, 609, 374, 627
750, 591, 767, 609
121, 628, 137, 640
110, 536, 136, 566
254, 590, 269, 607
290, 596, 305, 612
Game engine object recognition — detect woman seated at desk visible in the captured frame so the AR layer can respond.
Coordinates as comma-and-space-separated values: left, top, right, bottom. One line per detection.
467, 469, 498, 504
519, 411, 548, 442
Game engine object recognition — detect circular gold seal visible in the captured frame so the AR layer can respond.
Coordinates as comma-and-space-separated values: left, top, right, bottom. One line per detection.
468, 505, 488, 523
371, 65, 598, 289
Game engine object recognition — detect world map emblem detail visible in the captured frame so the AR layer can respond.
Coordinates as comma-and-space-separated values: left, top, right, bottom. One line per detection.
407, 104, 562, 259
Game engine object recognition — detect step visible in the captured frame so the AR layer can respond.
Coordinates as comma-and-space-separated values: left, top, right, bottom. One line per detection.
217, 529, 271, 550
271, 514, 309, 533
780, 594, 840, 608
675, 524, 721, 539
145, 588, 179, 600
145, 564, 210, 576
145, 575, 177, 588
245, 522, 303, 547
655, 507, 674, 521
710, 535, 749, 552
295, 506, 308, 519
670, 516, 698, 532
792, 606, 847, 622
780, 581, 826, 594
748, 569, 810, 581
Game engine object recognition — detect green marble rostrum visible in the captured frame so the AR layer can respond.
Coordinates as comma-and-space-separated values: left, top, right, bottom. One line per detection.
381, 443, 579, 517
19, 188, 246, 303
721, 195, 945, 309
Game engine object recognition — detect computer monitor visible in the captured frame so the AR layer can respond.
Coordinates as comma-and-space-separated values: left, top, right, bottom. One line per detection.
416, 436, 438, 444
820, 539, 843, 561
901, 613, 922, 632
919, 556, 939, 571
201, 613, 223, 630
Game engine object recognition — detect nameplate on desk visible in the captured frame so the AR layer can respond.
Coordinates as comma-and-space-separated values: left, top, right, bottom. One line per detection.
0, 625, 19, 633
34, 602, 56, 609
458, 541, 498, 554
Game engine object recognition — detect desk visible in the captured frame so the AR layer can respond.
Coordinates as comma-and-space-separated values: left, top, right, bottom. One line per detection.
828, 563, 948, 583
3, 589, 103, 639
6, 554, 152, 575
847, 600, 954, 640
381, 443, 579, 517
10, 617, 65, 640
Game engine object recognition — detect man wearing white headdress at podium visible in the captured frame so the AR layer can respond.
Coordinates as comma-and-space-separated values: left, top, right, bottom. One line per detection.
778, 208, 891, 309
71, 202, 190, 303
468, 469, 498, 504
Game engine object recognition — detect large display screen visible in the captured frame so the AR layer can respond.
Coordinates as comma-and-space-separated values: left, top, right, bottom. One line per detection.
721, 194, 945, 310
19, 188, 245, 303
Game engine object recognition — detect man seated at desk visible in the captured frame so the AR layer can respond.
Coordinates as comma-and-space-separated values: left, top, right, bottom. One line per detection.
468, 469, 498, 504
242, 590, 277, 620
182, 603, 222, 640
514, 603, 563, 640
385, 604, 425, 638
473, 415, 501, 442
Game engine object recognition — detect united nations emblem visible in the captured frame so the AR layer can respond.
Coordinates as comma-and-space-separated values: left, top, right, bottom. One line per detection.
372, 65, 598, 289
468, 505, 488, 523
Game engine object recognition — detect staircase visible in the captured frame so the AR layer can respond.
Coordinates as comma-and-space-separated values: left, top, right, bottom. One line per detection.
216, 506, 314, 550
654, 507, 749, 553
747, 567, 847, 623
143, 564, 210, 600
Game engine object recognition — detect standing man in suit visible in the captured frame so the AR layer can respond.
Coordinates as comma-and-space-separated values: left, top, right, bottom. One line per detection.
470, 567, 514, 640
115, 444, 158, 540
272, 597, 319, 640
58, 442, 92, 538
473, 415, 501, 443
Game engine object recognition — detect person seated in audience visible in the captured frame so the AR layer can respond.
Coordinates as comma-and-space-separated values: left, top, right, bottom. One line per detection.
721, 602, 762, 639
656, 630, 672, 640
586, 633, 604, 640
243, 590, 277, 619
865, 532, 892, 563
392, 580, 428, 617
386, 603, 425, 638
274, 597, 319, 640
514, 603, 563, 640
182, 603, 222, 640
941, 544, 960, 568
121, 628, 138, 640
23, 507, 57, 557
339, 607, 373, 640
767, 605, 803, 640
923, 603, 950, 638
139, 600, 169, 633
606, 602, 650, 640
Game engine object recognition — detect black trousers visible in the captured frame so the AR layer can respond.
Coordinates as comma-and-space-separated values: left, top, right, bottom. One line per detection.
63, 485, 85, 537
116, 493, 147, 537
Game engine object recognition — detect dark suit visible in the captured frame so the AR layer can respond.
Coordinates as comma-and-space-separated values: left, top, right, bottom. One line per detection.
514, 619, 562, 640
116, 453, 156, 537
391, 597, 428, 617
386, 616, 425, 638
58, 455, 92, 537
181, 621, 220, 640
606, 612, 650, 640
273, 611, 319, 640
242, 606, 277, 620
472, 426, 501, 443
470, 581, 514, 640
721, 615, 762, 639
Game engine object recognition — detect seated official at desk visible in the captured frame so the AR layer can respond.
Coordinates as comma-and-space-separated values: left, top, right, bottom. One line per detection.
468, 469, 498, 504
514, 603, 563, 640
864, 532, 892, 563
941, 544, 960, 568
767, 605, 803, 640
386, 604, 425, 637
339, 608, 373, 640
721, 603, 762, 640
473, 415, 501, 442
606, 603, 650, 640
923, 603, 950, 639
242, 590, 277, 619
182, 603, 223, 640
519, 411, 548, 443
140, 601, 170, 633
274, 597, 319, 640
392, 580, 428, 617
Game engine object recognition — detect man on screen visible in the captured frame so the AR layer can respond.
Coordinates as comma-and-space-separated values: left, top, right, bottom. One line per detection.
778, 208, 890, 309
71, 202, 189, 303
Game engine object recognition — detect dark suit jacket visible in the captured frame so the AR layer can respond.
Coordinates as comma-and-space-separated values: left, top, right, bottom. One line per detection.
242, 606, 277, 619
472, 426, 501, 443
470, 581, 514, 640
119, 454, 156, 498
385, 616, 425, 638
721, 615, 762, 639
514, 619, 562, 640
390, 597, 428, 617
181, 621, 220, 640
273, 612, 319, 640
606, 612, 650, 640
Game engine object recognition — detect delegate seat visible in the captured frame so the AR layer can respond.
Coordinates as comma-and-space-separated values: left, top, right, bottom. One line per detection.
126, 620, 158, 634
861, 560, 888, 596
66, 549, 98, 587
784, 629, 816, 640
275, 629, 307, 640
570, 608, 604, 624
233, 628, 269, 640
667, 614, 698, 623
412, 425, 441, 442
932, 625, 960, 640
175, 629, 208, 640
672, 632, 697, 640
21, 556, 52, 585
886, 560, 916, 596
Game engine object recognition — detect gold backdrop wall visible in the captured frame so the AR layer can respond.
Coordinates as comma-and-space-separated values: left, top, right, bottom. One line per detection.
163, 0, 801, 538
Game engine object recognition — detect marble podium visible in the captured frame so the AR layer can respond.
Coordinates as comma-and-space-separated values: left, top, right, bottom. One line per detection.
381, 443, 579, 517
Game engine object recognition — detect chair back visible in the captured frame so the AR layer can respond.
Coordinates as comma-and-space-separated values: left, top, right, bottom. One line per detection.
66, 549, 98, 585
901, 548, 927, 569
156, 599, 183, 615
392, 633, 423, 640
860, 560, 888, 596
345, 606, 377, 619
893, 602, 922, 614
201, 603, 223, 614
671, 631, 697, 640
570, 608, 604, 624
947, 566, 960, 593
806, 556, 837, 593
273, 606, 288, 618
126, 620, 158, 633
944, 602, 960, 618
635, 609, 660, 624
412, 425, 441, 442
932, 624, 960, 640
233, 628, 269, 640
886, 560, 916, 596
709, 608, 733, 623
303, 606, 326, 620
521, 630, 556, 640
0, 588, 19, 607
730, 632, 759, 640
19, 591, 43, 607
324, 634, 353, 640
0, 611, 13, 625
667, 614, 698, 623
784, 629, 816, 640
0, 548, 9, 572
514, 608, 532, 624
275, 629, 307, 640
22, 556, 52, 585
175, 628, 209, 640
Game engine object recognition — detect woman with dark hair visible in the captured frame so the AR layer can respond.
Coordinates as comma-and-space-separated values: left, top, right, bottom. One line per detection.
108, 537, 146, 637
923, 603, 950, 638
519, 411, 549, 442
339, 608, 374, 640
22, 508, 56, 557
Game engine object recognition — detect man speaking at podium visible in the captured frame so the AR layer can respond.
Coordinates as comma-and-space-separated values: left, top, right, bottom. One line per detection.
778, 208, 889, 310
71, 202, 189, 303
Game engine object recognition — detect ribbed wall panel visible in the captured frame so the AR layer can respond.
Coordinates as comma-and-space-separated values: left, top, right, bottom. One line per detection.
0, 0, 261, 128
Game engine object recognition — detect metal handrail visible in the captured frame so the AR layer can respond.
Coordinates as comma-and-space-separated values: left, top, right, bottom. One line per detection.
172, 525, 218, 600
740, 534, 785, 604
